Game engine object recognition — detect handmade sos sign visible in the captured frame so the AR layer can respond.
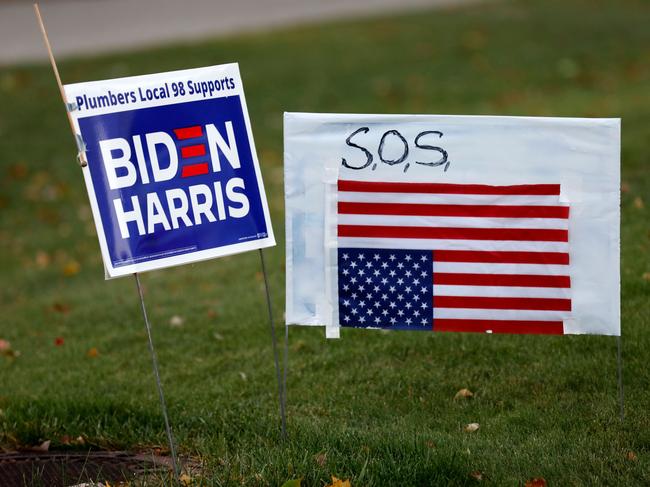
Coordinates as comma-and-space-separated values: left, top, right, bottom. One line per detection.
65, 64, 274, 278
284, 113, 620, 338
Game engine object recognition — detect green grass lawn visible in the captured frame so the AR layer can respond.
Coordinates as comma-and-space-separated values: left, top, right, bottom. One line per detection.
1, 0, 650, 485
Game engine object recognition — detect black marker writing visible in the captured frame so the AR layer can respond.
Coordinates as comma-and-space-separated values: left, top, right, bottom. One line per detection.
341, 127, 373, 170
415, 130, 450, 171
341, 127, 451, 172
378, 129, 409, 165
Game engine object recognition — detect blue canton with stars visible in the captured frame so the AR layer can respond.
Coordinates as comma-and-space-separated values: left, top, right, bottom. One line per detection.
338, 248, 433, 331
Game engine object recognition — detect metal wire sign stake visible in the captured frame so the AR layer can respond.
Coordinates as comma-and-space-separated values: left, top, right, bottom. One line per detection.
134, 273, 182, 480
259, 249, 288, 438
617, 335, 625, 422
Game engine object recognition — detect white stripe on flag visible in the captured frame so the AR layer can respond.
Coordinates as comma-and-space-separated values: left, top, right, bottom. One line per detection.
338, 192, 562, 206
434, 285, 571, 299
338, 214, 569, 230
433, 262, 570, 276
433, 308, 568, 321
338, 237, 569, 253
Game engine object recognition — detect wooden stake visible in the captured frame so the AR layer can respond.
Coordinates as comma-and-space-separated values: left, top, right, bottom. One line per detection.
33, 3, 87, 166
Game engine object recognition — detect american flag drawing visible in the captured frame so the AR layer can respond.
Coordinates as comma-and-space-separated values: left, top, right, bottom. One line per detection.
336, 179, 571, 335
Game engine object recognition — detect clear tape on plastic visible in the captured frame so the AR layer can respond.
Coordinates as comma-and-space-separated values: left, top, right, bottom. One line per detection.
75, 133, 88, 167
323, 165, 340, 339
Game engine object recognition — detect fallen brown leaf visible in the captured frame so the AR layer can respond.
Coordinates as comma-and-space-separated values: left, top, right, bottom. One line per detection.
626, 451, 638, 461
634, 196, 644, 209
314, 452, 327, 467
469, 470, 484, 481
33, 440, 50, 452
642, 272, 650, 282
62, 260, 81, 277
0, 339, 20, 359
525, 478, 547, 487
454, 388, 474, 400
325, 476, 351, 487
52, 302, 71, 314
35, 251, 50, 268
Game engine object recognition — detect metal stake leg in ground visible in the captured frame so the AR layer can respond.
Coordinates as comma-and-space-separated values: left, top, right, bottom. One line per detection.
134, 273, 182, 482
259, 249, 288, 438
617, 335, 624, 422
283, 321, 289, 432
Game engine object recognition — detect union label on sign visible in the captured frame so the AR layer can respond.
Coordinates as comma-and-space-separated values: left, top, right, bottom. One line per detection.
65, 63, 275, 278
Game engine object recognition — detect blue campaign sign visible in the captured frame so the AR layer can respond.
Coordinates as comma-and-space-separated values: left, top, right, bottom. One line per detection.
65, 64, 275, 277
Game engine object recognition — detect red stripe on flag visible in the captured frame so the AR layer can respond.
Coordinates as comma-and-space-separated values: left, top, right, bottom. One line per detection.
338, 180, 561, 195
338, 225, 568, 242
181, 144, 206, 158
434, 250, 570, 265
433, 295, 572, 311
434, 319, 564, 335
338, 202, 569, 219
181, 163, 209, 178
174, 125, 203, 140
434, 273, 571, 288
